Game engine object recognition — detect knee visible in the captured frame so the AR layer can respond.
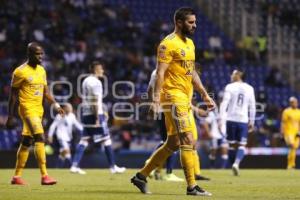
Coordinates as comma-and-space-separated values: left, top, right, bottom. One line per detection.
167, 141, 180, 152
179, 132, 194, 146
21, 136, 34, 147
79, 139, 89, 147
33, 134, 45, 143
165, 136, 180, 151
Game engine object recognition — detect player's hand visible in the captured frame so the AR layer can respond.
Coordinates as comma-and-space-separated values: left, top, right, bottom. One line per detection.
148, 99, 160, 119
6, 116, 16, 129
48, 137, 53, 144
194, 106, 208, 117
248, 123, 255, 133
203, 95, 215, 111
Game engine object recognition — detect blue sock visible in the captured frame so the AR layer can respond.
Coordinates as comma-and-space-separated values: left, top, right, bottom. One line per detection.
228, 148, 236, 165
234, 146, 246, 165
221, 154, 228, 168
104, 145, 115, 168
166, 151, 177, 174
72, 143, 87, 167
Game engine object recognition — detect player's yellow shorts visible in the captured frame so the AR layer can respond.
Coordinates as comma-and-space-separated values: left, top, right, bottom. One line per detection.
284, 134, 300, 149
162, 102, 198, 140
19, 108, 44, 136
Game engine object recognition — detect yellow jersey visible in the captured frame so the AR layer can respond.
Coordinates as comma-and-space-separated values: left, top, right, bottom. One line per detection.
11, 63, 47, 116
157, 33, 195, 103
281, 107, 300, 135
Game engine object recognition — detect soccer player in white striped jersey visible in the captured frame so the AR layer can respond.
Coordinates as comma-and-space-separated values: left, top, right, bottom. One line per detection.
48, 103, 83, 167
220, 69, 256, 176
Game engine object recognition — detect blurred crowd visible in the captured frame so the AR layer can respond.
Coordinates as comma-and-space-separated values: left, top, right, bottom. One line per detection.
0, 0, 295, 151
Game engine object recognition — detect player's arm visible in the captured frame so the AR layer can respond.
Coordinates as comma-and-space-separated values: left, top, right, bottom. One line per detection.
44, 85, 64, 115
150, 62, 169, 116
220, 86, 231, 122
147, 72, 156, 102
6, 69, 23, 129
6, 87, 19, 129
203, 116, 213, 139
71, 113, 84, 132
48, 115, 60, 144
280, 110, 287, 136
192, 70, 215, 110
248, 88, 256, 133
191, 105, 208, 117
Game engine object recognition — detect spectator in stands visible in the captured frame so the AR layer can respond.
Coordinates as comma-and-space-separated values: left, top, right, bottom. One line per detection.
265, 67, 286, 87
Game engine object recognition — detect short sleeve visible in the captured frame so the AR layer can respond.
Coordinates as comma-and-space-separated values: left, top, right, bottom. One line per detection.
43, 69, 47, 86
11, 68, 24, 88
157, 41, 173, 64
282, 110, 288, 122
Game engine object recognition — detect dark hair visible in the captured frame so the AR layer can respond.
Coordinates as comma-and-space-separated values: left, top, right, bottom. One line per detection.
89, 60, 104, 72
236, 68, 246, 81
174, 7, 196, 22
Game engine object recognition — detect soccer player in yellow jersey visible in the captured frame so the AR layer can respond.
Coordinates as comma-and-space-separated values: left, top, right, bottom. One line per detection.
131, 7, 215, 196
6, 42, 64, 185
281, 97, 300, 169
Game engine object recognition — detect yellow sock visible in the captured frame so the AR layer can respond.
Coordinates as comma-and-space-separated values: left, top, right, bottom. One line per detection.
14, 144, 30, 177
193, 150, 201, 175
140, 144, 173, 177
180, 145, 196, 187
287, 148, 296, 169
34, 142, 48, 176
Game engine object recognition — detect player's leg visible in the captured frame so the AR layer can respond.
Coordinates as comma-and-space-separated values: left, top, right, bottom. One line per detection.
232, 122, 248, 176
209, 139, 217, 168
71, 115, 92, 174
220, 139, 229, 169
190, 112, 210, 181
285, 135, 297, 169
97, 115, 125, 173
25, 116, 57, 185
70, 138, 88, 174
57, 140, 71, 168
11, 132, 33, 185
131, 134, 179, 193
176, 106, 211, 196
226, 121, 238, 165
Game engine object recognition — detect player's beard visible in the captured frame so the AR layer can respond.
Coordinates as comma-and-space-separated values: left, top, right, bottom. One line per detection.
182, 26, 195, 37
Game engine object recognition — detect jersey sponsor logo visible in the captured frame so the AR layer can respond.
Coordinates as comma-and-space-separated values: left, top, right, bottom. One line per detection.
185, 70, 192, 76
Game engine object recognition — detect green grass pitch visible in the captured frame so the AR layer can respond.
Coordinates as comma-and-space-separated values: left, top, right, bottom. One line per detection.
0, 169, 299, 200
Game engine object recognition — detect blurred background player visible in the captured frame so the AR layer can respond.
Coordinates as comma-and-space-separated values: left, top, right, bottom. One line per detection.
203, 108, 228, 169
220, 69, 256, 176
70, 61, 126, 175
48, 103, 83, 168
131, 7, 215, 196
6, 42, 64, 185
281, 97, 300, 169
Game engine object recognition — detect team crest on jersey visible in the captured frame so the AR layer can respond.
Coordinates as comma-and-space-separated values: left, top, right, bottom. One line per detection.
158, 45, 167, 59
28, 76, 33, 82
180, 49, 185, 57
